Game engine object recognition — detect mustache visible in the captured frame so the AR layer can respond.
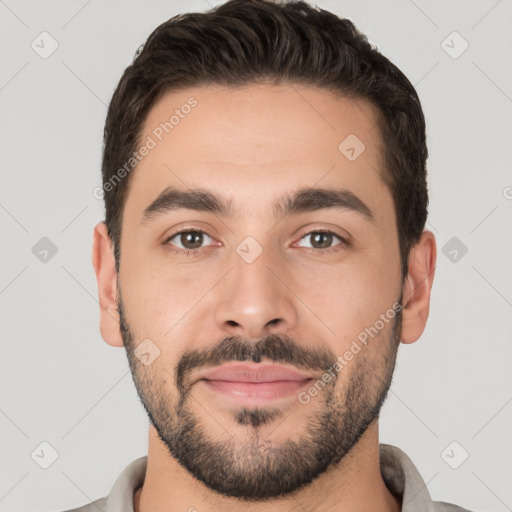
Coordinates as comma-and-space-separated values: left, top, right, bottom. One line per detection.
175, 334, 338, 393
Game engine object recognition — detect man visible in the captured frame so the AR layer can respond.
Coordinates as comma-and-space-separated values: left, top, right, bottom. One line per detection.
67, 0, 473, 510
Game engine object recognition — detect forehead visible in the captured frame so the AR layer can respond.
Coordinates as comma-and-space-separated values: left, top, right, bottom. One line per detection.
125, 83, 391, 222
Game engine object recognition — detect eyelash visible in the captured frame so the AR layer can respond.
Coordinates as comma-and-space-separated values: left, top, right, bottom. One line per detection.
163, 229, 349, 256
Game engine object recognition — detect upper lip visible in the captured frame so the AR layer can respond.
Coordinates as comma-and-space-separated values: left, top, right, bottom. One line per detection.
195, 363, 313, 383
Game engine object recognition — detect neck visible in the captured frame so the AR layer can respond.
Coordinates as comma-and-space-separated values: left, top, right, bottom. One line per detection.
134, 422, 400, 512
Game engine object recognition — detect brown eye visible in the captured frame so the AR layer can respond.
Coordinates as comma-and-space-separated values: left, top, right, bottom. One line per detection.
180, 231, 204, 249
296, 230, 347, 251
166, 230, 213, 251
310, 232, 334, 249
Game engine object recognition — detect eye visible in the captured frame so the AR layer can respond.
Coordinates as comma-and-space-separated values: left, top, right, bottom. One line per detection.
164, 228, 348, 256
295, 230, 348, 251
165, 230, 214, 253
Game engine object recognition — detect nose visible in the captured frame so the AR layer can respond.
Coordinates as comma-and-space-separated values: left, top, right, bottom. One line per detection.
214, 243, 298, 340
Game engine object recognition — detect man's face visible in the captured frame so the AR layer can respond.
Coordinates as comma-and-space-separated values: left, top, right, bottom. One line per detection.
116, 84, 404, 499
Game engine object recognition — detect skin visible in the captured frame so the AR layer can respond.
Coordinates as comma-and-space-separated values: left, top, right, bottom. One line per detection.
92, 83, 436, 512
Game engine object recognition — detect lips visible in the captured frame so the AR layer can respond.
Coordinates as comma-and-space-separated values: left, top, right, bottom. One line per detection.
195, 362, 313, 384
194, 362, 314, 403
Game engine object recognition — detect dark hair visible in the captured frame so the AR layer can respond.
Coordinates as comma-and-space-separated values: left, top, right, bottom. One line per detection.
102, 0, 428, 279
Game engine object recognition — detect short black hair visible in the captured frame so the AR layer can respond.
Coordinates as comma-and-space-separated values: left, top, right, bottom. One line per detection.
101, 0, 428, 279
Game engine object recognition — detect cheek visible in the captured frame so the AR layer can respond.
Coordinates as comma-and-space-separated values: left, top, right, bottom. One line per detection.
121, 255, 217, 341
331, 308, 398, 390
288, 249, 400, 352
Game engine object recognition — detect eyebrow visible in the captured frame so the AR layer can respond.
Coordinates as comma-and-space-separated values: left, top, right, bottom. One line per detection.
140, 185, 375, 224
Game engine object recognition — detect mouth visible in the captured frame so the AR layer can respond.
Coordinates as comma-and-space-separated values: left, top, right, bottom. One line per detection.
194, 362, 314, 403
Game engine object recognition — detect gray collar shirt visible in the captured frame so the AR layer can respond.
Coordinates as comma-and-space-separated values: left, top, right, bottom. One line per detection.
61, 444, 474, 512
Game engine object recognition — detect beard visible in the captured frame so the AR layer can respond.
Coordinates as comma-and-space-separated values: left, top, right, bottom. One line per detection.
118, 291, 402, 501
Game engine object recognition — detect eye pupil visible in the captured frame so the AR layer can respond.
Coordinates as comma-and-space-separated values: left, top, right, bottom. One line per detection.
181, 231, 203, 249
311, 232, 332, 249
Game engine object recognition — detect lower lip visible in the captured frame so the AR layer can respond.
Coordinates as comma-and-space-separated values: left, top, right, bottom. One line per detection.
201, 379, 313, 403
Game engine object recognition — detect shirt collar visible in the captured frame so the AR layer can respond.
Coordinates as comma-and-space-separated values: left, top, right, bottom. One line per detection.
107, 456, 146, 512
380, 443, 437, 511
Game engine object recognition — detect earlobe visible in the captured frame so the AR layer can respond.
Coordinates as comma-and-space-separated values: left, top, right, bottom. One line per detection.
400, 230, 437, 345
92, 222, 124, 348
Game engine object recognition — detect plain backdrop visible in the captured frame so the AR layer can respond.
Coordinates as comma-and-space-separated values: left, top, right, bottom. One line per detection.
1, 1, 511, 511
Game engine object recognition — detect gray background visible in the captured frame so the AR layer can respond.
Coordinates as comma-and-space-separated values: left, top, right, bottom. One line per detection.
1, 0, 511, 511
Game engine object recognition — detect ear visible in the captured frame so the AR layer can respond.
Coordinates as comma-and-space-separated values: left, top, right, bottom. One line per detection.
91, 222, 124, 347
400, 230, 437, 344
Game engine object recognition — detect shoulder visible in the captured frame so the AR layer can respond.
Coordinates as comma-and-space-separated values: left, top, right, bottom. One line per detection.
433, 501, 476, 512
58, 496, 107, 512
55, 456, 146, 512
